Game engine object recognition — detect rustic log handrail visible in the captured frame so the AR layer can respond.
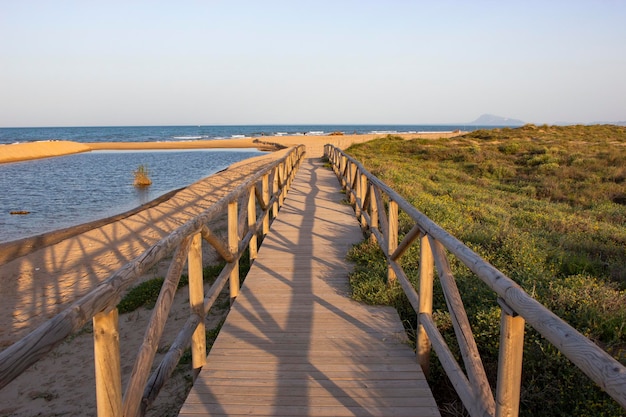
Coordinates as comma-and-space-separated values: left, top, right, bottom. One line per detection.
0, 145, 305, 417
324, 144, 626, 417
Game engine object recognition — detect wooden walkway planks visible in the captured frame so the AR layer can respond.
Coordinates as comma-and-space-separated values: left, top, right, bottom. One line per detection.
178, 159, 440, 417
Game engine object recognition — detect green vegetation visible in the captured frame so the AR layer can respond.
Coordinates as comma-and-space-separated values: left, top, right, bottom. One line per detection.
344, 125, 626, 416
117, 263, 225, 313
133, 164, 152, 187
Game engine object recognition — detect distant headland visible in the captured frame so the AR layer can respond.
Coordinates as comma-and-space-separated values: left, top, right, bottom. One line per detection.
467, 114, 525, 126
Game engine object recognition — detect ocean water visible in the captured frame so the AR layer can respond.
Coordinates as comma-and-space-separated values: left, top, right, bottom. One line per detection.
0, 149, 263, 243
0, 124, 481, 243
0, 124, 477, 145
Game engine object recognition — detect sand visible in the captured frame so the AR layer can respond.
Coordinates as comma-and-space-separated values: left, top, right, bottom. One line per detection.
0, 140, 91, 164
0, 131, 462, 416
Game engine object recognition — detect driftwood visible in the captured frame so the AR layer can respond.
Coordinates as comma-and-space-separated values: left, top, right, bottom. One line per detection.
325, 144, 626, 415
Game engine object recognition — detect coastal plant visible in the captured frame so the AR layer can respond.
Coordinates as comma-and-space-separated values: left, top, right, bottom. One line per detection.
344, 126, 626, 416
117, 263, 225, 313
133, 164, 152, 187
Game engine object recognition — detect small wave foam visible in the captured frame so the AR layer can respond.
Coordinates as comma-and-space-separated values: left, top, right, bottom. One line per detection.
171, 135, 207, 140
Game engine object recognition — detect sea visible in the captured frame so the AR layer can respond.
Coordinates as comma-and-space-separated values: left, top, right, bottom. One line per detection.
0, 124, 478, 243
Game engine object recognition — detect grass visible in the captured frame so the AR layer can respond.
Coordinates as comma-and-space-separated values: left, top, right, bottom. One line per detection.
344, 125, 626, 416
117, 263, 226, 313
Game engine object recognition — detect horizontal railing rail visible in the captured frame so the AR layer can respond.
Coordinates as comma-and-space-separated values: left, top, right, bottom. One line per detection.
324, 144, 626, 417
0, 145, 305, 417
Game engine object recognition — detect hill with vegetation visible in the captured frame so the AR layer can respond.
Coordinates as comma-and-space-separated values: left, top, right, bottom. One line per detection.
343, 124, 626, 416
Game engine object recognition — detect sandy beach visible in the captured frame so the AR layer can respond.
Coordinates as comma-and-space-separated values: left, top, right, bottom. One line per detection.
0, 131, 462, 416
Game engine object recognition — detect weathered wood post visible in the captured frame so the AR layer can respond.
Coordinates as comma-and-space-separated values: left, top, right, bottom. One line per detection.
278, 162, 286, 208
354, 166, 362, 219
417, 234, 434, 376
359, 173, 368, 227
282, 160, 288, 193
272, 167, 279, 218
262, 174, 270, 235
496, 298, 525, 417
93, 309, 122, 417
188, 232, 206, 369
348, 163, 356, 205
228, 200, 240, 302
287, 151, 296, 188
248, 187, 257, 260
369, 184, 379, 243
387, 200, 398, 283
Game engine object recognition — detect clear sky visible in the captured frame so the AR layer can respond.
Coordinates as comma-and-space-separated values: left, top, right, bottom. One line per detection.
1, 0, 625, 127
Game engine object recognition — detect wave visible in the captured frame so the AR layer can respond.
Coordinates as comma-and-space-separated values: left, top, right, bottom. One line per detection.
171, 135, 207, 140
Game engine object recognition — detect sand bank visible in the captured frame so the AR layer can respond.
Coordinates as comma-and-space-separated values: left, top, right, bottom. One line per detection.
0, 140, 91, 164
0, 131, 462, 164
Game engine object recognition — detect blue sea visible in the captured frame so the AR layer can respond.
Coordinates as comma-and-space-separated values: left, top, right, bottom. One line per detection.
0, 124, 478, 243
0, 124, 476, 145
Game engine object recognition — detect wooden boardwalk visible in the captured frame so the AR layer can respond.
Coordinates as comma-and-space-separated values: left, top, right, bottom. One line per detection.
178, 159, 440, 417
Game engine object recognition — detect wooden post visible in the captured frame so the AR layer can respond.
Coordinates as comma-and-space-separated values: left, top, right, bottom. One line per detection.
496, 299, 525, 417
248, 187, 257, 260
287, 152, 295, 188
272, 168, 279, 218
262, 174, 270, 235
354, 167, 362, 219
188, 232, 206, 369
387, 200, 398, 283
369, 184, 379, 243
278, 162, 285, 208
93, 309, 122, 417
360, 173, 368, 227
417, 234, 434, 376
340, 156, 347, 188
348, 163, 356, 205
228, 200, 240, 302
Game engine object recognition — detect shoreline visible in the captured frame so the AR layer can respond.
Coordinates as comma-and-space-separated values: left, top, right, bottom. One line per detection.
0, 131, 463, 164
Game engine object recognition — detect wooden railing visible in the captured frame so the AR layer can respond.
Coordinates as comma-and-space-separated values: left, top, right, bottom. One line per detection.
324, 144, 626, 417
0, 145, 305, 417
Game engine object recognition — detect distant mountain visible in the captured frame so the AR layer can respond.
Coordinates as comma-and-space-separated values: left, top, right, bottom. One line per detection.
591, 121, 626, 126
468, 114, 525, 126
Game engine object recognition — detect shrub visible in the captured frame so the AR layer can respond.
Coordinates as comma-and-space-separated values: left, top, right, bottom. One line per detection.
133, 164, 152, 187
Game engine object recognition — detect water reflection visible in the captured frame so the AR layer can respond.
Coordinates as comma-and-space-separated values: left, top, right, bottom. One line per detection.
134, 186, 152, 206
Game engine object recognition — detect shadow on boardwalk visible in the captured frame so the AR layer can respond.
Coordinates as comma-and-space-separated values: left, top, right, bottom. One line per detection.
178, 159, 440, 417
